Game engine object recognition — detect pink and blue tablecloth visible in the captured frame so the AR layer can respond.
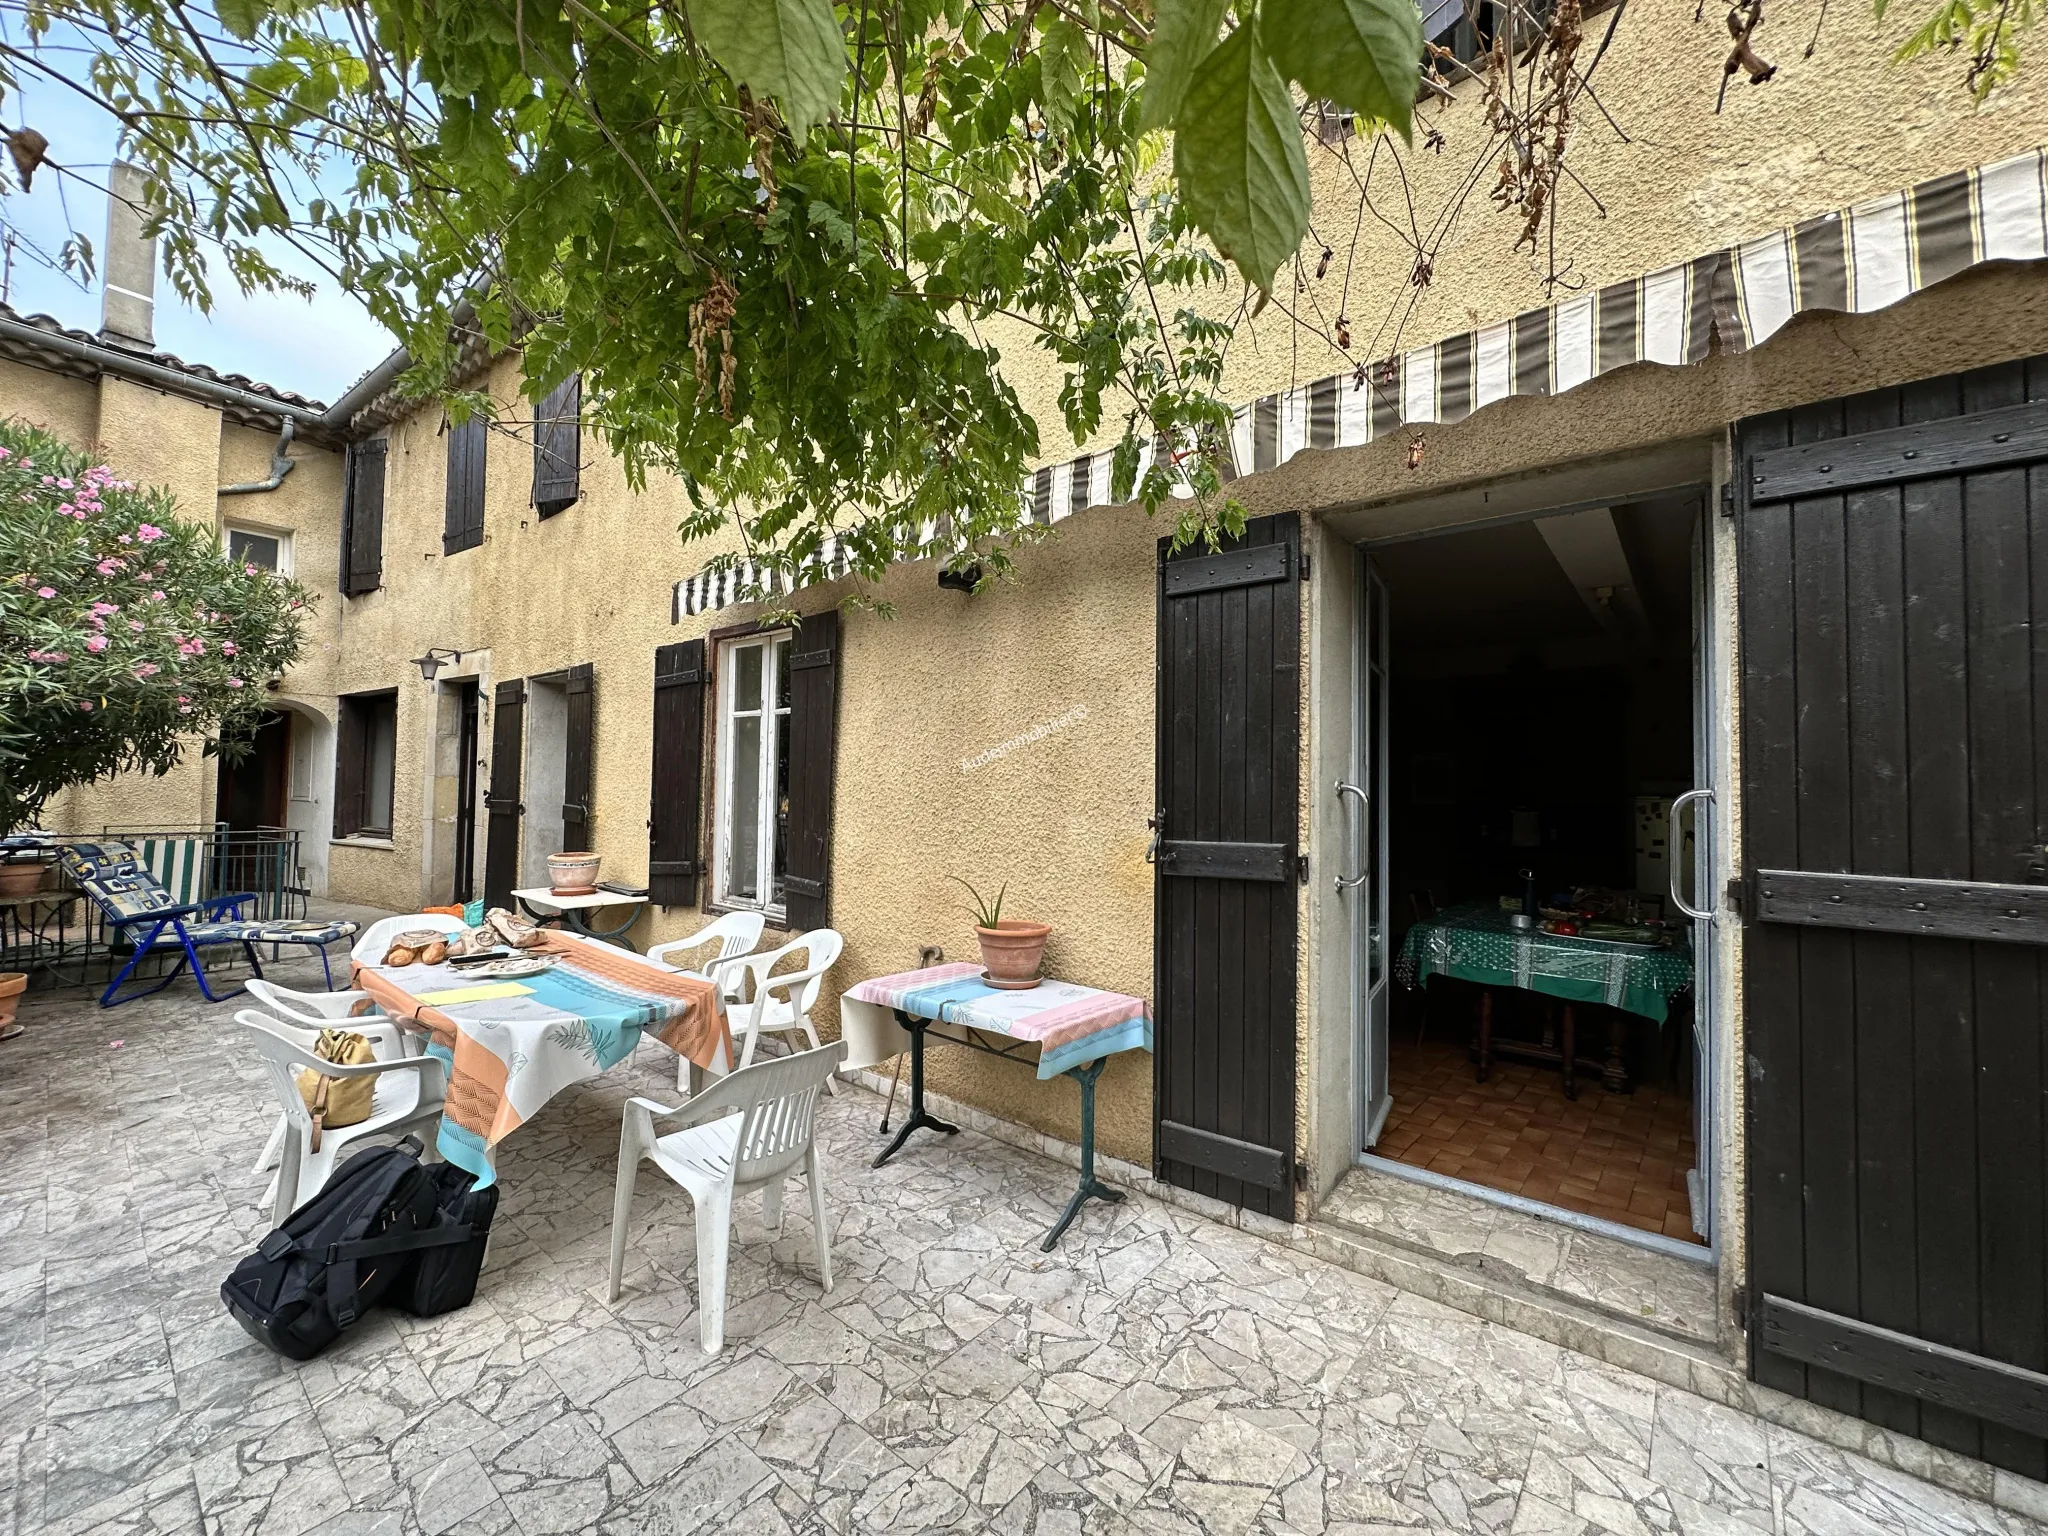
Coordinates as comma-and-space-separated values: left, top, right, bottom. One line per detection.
842, 961, 1152, 1078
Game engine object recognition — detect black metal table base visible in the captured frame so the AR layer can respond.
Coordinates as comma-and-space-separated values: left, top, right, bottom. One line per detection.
874, 1009, 1123, 1250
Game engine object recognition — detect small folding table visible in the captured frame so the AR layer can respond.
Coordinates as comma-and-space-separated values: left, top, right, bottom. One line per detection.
840, 962, 1153, 1250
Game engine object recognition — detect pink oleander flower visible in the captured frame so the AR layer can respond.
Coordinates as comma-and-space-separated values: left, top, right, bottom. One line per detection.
245, 563, 258, 576
134, 663, 159, 678
78, 701, 93, 712
39, 475, 53, 485
226, 676, 244, 688
149, 590, 166, 601
129, 621, 144, 633
176, 694, 190, 704
56, 477, 72, 489
97, 559, 121, 575
35, 585, 55, 598
91, 602, 118, 616
85, 635, 108, 653
221, 641, 238, 655
117, 534, 133, 545
136, 524, 164, 543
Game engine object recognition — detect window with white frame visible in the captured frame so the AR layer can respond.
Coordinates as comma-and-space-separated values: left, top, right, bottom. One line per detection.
713, 630, 792, 914
224, 523, 291, 576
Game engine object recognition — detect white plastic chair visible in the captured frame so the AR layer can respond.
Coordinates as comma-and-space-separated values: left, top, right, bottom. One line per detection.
242, 987, 410, 1176
608, 1040, 846, 1354
235, 1009, 448, 1227
721, 929, 844, 1092
647, 912, 766, 1088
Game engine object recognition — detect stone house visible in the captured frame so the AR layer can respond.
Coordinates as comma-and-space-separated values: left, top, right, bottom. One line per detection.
9, 15, 2048, 1507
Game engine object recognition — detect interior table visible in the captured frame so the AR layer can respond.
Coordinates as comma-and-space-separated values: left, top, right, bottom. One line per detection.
1394, 903, 1693, 1097
511, 886, 648, 950
841, 963, 1153, 1251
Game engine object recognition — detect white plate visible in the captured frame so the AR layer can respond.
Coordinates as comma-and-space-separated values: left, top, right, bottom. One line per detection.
472, 957, 553, 980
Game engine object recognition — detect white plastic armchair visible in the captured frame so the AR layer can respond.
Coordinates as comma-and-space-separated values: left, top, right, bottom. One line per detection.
235, 1009, 449, 1227
608, 1040, 846, 1354
242, 985, 410, 1177
721, 930, 844, 1091
647, 911, 766, 990
647, 913, 766, 1088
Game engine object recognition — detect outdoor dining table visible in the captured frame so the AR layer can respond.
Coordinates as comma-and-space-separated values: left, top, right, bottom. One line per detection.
352, 932, 727, 1184
510, 886, 649, 950
1394, 902, 1693, 1097
840, 962, 1153, 1251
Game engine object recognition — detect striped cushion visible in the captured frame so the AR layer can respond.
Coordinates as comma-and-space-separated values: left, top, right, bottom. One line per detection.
129, 918, 357, 949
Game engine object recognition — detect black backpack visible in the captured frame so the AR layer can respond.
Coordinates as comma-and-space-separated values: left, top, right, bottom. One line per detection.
391, 1161, 499, 1318
221, 1137, 489, 1360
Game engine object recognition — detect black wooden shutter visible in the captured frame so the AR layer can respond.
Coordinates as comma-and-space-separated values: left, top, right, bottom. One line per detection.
443, 418, 487, 554
1153, 514, 1302, 1221
332, 697, 366, 838
783, 610, 840, 930
648, 640, 706, 906
562, 662, 595, 851
532, 375, 582, 518
1738, 356, 2048, 1482
341, 439, 386, 595
482, 678, 524, 909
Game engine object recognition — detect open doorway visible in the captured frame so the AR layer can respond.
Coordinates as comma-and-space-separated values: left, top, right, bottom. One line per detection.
427, 677, 483, 905
1352, 495, 1713, 1250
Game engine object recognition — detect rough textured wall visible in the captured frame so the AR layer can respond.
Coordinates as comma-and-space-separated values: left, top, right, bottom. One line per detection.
980, 4, 2048, 470
0, 359, 97, 445
323, 353, 750, 912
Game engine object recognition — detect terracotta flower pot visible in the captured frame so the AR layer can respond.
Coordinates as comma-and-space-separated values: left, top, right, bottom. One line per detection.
547, 851, 602, 895
0, 860, 45, 900
976, 920, 1051, 990
0, 972, 26, 1034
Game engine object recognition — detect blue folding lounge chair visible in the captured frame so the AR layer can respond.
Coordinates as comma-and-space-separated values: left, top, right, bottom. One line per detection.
58, 841, 359, 1008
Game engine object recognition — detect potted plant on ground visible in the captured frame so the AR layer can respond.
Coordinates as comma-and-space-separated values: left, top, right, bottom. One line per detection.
951, 877, 1051, 990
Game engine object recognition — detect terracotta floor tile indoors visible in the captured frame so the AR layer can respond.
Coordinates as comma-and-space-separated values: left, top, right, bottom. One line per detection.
1377, 1024, 1705, 1245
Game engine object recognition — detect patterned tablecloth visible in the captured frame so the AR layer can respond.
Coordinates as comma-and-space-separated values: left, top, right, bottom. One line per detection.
353, 932, 726, 1184
1394, 904, 1694, 1023
841, 962, 1152, 1078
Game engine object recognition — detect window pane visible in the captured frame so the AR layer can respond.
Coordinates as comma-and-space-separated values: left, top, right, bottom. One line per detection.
771, 707, 790, 907
730, 712, 762, 900
735, 642, 763, 712
364, 701, 396, 834
774, 636, 792, 712
229, 529, 281, 570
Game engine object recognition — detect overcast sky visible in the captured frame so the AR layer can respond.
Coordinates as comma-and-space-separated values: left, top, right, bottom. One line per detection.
2, 75, 395, 406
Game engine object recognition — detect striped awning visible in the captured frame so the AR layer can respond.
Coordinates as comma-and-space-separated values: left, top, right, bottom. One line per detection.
674, 145, 2048, 621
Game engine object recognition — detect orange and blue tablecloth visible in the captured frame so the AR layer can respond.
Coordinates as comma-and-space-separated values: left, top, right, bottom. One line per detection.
353, 933, 726, 1185
842, 962, 1152, 1078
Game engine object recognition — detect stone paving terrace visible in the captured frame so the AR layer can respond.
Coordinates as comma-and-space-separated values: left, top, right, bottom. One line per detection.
2, 953, 2042, 1536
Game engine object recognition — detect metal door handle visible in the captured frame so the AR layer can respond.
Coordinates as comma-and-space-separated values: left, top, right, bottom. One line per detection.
1335, 781, 1368, 891
1669, 788, 1716, 921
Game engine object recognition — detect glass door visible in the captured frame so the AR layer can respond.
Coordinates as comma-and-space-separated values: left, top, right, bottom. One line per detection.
1682, 507, 1718, 1240
1349, 556, 1393, 1150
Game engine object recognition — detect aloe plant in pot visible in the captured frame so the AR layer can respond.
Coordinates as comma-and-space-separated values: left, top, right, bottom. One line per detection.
951, 877, 1050, 990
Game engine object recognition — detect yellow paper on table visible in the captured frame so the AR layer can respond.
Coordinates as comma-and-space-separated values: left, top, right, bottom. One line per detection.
414, 981, 537, 1005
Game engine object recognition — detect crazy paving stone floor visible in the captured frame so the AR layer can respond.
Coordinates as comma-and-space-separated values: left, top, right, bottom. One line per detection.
3, 954, 2042, 1536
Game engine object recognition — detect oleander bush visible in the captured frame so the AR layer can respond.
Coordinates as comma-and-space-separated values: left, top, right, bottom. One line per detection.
0, 417, 310, 833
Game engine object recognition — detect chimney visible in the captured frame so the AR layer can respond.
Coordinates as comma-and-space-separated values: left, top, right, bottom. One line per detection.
100, 160, 156, 349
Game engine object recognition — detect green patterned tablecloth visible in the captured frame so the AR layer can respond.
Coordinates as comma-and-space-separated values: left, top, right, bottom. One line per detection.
1394, 903, 1694, 1023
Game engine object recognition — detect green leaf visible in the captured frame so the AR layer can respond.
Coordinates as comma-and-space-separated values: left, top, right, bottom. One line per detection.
1139, 0, 1232, 132
215, 0, 265, 41
1260, 0, 1421, 139
1171, 23, 1311, 294
688, 0, 848, 145
1040, 17, 1094, 124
